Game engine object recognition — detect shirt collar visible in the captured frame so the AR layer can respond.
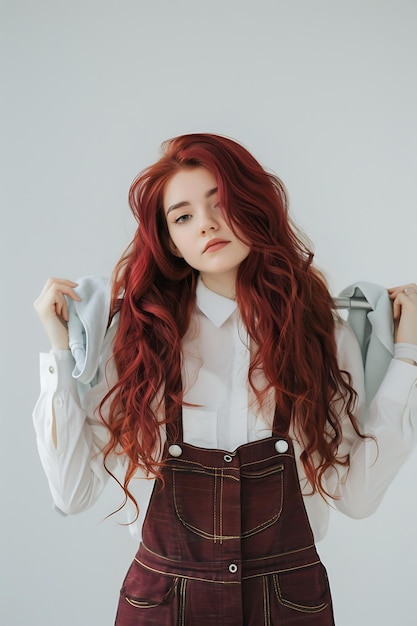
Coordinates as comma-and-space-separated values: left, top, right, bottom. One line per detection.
196, 278, 237, 328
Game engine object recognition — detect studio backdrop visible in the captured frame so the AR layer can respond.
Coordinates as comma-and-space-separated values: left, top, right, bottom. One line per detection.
2, 1, 417, 625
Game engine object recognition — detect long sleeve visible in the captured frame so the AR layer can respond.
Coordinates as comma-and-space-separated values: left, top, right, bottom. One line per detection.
32, 296, 417, 541
324, 320, 417, 518
32, 324, 122, 515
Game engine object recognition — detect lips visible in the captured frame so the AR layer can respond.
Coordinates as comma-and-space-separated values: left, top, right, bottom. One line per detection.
203, 238, 230, 253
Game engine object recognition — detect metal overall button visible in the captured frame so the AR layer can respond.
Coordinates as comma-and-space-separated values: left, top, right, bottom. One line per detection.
228, 563, 238, 573
275, 439, 289, 454
223, 454, 233, 463
168, 444, 183, 457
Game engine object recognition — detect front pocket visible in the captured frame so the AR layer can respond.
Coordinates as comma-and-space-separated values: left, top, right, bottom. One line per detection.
241, 464, 284, 537
172, 462, 285, 540
273, 562, 329, 613
121, 560, 178, 609
172, 466, 238, 540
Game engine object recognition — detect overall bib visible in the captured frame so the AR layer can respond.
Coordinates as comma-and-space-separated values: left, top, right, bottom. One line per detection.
115, 409, 335, 625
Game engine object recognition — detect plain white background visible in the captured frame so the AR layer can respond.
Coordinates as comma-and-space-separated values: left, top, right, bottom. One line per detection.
2, 1, 417, 624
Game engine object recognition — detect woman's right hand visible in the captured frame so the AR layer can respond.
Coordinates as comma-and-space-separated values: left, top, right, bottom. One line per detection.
33, 278, 81, 350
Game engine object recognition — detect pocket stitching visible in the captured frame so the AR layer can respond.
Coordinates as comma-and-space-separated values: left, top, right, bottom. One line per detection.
172, 467, 284, 540
273, 571, 328, 614
242, 469, 284, 538
124, 574, 178, 609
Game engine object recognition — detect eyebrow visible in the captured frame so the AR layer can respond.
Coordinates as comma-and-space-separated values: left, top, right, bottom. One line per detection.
166, 187, 218, 215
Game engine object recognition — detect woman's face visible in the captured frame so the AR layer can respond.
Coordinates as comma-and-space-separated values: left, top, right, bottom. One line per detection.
163, 167, 250, 298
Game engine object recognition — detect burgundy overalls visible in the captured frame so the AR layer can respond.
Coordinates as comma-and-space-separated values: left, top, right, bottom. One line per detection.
115, 409, 335, 625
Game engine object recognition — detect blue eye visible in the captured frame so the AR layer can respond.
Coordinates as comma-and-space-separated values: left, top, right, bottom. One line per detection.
175, 214, 191, 224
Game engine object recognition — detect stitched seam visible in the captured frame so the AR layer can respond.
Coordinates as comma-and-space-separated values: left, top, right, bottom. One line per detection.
263, 575, 271, 626
139, 541, 317, 564
240, 453, 293, 468
243, 558, 323, 580
125, 597, 159, 608
173, 498, 240, 539
178, 578, 186, 626
213, 469, 217, 544
172, 466, 284, 539
240, 464, 284, 478
124, 577, 177, 609
273, 573, 328, 613
241, 516, 279, 538
240, 543, 316, 563
241, 470, 284, 537
173, 469, 241, 540
172, 466, 240, 481
134, 558, 241, 584
167, 447, 293, 471
169, 458, 241, 473
219, 468, 224, 543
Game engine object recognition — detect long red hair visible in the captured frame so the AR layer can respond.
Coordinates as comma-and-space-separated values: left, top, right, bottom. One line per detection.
101, 133, 360, 515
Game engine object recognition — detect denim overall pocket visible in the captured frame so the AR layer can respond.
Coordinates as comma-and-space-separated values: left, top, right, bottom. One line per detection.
172, 456, 285, 542
117, 559, 182, 625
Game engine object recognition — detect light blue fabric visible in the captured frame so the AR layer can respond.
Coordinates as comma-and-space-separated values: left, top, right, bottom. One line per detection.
65, 275, 111, 385
337, 281, 394, 409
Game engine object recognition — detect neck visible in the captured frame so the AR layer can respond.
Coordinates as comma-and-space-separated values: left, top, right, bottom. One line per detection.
200, 272, 237, 300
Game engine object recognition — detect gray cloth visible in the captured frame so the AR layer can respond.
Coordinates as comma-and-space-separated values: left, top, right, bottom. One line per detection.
338, 281, 394, 409
65, 275, 111, 385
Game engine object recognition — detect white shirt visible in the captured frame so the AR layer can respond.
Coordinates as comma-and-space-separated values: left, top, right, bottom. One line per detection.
32, 280, 417, 543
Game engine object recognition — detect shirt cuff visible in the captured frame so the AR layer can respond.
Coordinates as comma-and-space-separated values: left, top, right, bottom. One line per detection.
394, 343, 417, 364
49, 349, 73, 359
39, 351, 77, 395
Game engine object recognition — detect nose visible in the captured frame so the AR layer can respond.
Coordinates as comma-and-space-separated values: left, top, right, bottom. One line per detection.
199, 207, 219, 234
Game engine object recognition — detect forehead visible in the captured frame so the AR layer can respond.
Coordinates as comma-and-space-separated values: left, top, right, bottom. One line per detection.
163, 167, 217, 210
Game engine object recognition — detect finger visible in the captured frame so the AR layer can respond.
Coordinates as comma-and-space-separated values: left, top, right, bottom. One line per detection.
34, 280, 81, 312
59, 286, 82, 303
55, 295, 69, 322
43, 278, 81, 301
388, 283, 417, 292
61, 301, 69, 322
392, 290, 417, 321
34, 288, 79, 323
392, 296, 402, 321
388, 284, 417, 300
388, 286, 403, 299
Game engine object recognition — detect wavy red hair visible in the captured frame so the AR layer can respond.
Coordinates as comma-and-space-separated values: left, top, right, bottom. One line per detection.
100, 133, 361, 516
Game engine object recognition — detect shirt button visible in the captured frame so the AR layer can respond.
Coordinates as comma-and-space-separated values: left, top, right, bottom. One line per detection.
55, 397, 63, 408
229, 563, 238, 573
168, 444, 183, 457
275, 439, 289, 454
223, 454, 233, 463
48, 366, 55, 374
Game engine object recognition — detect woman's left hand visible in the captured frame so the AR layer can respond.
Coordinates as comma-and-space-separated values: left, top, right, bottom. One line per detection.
388, 283, 417, 345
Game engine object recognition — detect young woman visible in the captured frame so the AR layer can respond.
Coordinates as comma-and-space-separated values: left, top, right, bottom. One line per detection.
33, 133, 417, 625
